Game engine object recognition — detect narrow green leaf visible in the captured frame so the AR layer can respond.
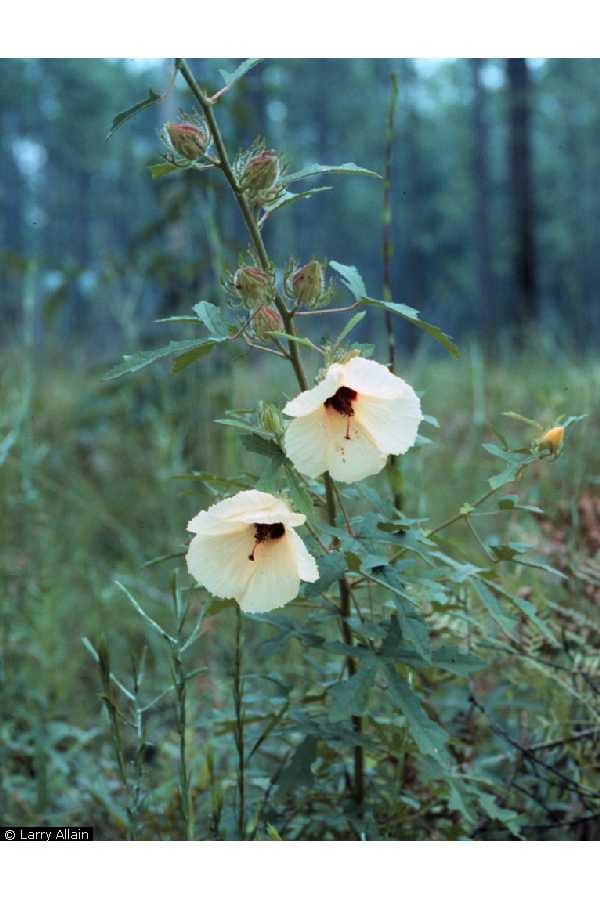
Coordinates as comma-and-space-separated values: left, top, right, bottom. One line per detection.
471, 580, 518, 639
395, 599, 432, 663
262, 187, 333, 216
149, 161, 188, 179
334, 310, 366, 346
283, 162, 382, 185
107, 88, 161, 140
267, 330, 321, 351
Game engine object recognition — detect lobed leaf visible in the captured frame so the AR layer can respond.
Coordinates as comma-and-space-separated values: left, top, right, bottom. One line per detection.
327, 663, 377, 722
103, 338, 219, 381
384, 663, 451, 764
218, 58, 263, 89
364, 297, 459, 358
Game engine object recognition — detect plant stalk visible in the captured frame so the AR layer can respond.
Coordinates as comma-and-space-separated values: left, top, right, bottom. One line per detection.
233, 604, 245, 839
178, 56, 362, 814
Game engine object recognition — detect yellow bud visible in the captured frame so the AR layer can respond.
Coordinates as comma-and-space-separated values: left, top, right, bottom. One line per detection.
538, 426, 565, 454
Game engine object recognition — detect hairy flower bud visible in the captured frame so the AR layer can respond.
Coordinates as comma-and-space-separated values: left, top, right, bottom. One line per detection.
241, 150, 280, 197
538, 425, 565, 455
258, 401, 284, 438
253, 305, 283, 340
290, 260, 325, 306
165, 122, 210, 160
234, 266, 272, 308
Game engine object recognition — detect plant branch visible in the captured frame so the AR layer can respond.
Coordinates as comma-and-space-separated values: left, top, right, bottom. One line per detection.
177, 58, 308, 392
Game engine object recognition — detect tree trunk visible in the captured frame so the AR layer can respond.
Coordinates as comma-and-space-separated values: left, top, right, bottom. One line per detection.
398, 60, 425, 351
470, 59, 495, 334
506, 58, 537, 330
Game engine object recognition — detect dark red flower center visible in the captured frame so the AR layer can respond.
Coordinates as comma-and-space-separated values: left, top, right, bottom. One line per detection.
324, 386, 357, 417
248, 522, 286, 561
324, 386, 357, 439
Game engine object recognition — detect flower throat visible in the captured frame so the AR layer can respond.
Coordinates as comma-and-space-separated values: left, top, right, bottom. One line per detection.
248, 522, 286, 561
324, 386, 357, 440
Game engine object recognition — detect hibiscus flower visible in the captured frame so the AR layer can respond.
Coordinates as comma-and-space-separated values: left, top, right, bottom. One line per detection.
186, 490, 318, 613
283, 357, 422, 483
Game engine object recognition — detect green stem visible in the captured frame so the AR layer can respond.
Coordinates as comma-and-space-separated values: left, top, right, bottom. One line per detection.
324, 473, 364, 810
427, 485, 498, 537
178, 57, 362, 814
173, 647, 193, 839
233, 604, 245, 840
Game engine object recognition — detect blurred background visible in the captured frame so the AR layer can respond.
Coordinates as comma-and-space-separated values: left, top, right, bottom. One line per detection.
3, 58, 600, 350
1, 59, 599, 838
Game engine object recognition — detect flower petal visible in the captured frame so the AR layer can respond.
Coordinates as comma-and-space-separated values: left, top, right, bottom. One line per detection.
284, 408, 330, 478
186, 527, 255, 598
342, 356, 406, 399
239, 531, 301, 613
188, 489, 304, 533
354, 390, 422, 455
282, 364, 344, 417
287, 528, 319, 582
325, 409, 387, 483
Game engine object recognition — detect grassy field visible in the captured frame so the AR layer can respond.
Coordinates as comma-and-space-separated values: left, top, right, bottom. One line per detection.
1, 333, 599, 839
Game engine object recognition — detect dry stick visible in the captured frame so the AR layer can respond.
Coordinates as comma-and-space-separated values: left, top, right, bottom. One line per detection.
177, 58, 364, 814
383, 73, 402, 510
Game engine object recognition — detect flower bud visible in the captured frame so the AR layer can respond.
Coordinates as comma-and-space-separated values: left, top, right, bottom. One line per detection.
233, 266, 272, 308
258, 401, 284, 438
241, 150, 280, 197
290, 260, 325, 306
253, 305, 283, 340
538, 425, 565, 455
165, 122, 210, 160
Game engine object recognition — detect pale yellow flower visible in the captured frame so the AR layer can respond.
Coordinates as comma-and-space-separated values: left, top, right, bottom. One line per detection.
186, 490, 318, 613
283, 357, 422, 483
